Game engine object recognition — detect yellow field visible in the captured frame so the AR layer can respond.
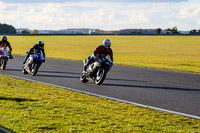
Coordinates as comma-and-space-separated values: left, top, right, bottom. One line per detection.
8, 35, 200, 73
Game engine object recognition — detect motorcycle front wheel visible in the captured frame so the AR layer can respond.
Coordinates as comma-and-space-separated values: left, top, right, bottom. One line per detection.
1, 58, 7, 70
95, 68, 106, 85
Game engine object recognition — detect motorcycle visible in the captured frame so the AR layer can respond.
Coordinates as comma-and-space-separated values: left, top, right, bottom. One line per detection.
80, 56, 113, 85
22, 50, 45, 76
0, 47, 10, 70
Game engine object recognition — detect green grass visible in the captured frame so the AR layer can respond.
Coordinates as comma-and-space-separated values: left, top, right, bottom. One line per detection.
0, 74, 200, 132
8, 35, 200, 73
1, 35, 199, 132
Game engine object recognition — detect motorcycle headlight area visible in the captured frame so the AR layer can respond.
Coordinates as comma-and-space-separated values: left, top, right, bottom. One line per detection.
94, 62, 101, 67
105, 61, 111, 65
33, 54, 39, 58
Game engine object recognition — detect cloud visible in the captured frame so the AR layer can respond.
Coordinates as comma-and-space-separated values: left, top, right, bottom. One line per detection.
0, 0, 199, 31
178, 5, 200, 19
101, 0, 188, 2
0, 0, 78, 3
124, 0, 187, 2
0, 0, 188, 3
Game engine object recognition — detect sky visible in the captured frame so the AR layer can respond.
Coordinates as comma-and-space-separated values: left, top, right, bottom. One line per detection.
0, 0, 200, 31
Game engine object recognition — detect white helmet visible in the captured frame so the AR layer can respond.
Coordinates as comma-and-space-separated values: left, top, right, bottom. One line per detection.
103, 39, 111, 49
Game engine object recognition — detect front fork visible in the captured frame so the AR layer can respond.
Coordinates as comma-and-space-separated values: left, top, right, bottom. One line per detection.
0, 57, 8, 64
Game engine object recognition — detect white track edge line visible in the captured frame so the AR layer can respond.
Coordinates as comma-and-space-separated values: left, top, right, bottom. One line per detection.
1, 73, 200, 120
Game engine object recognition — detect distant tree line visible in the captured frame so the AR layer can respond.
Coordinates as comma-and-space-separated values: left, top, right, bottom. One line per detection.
1, 22, 200, 35
19, 29, 39, 34
155, 27, 180, 34
189, 29, 200, 34
0, 23, 16, 34
156, 27, 200, 35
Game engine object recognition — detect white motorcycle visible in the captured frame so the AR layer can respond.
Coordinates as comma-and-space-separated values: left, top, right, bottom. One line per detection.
80, 56, 113, 85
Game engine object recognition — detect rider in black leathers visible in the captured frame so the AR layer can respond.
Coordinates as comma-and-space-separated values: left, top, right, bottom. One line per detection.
23, 40, 45, 67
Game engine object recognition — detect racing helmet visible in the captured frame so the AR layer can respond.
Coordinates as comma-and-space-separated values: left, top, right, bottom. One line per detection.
38, 40, 44, 47
2, 36, 7, 43
103, 39, 111, 49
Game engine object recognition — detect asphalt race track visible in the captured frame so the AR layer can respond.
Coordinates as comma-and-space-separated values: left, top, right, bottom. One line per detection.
1, 55, 200, 118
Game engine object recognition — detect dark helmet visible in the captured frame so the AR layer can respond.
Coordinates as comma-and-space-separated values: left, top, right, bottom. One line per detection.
38, 40, 44, 47
2, 36, 7, 43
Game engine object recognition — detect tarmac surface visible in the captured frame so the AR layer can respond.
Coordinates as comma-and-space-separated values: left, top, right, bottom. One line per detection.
1, 55, 200, 118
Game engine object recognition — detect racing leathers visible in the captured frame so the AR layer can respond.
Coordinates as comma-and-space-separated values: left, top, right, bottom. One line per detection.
84, 44, 113, 72
0, 41, 13, 59
23, 44, 45, 65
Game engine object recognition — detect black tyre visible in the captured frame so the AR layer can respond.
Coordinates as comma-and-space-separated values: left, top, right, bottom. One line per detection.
31, 63, 40, 76
1, 58, 7, 70
95, 68, 106, 85
80, 74, 89, 83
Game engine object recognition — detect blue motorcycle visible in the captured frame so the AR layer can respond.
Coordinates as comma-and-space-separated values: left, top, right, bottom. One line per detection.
22, 50, 45, 76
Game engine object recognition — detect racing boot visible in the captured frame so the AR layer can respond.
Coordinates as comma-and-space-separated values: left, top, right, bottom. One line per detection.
25, 63, 31, 73
84, 56, 95, 72
83, 59, 87, 73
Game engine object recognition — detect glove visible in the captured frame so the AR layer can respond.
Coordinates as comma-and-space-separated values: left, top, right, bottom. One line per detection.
9, 54, 13, 59
42, 59, 45, 63
94, 56, 99, 61
110, 61, 113, 65
26, 50, 29, 55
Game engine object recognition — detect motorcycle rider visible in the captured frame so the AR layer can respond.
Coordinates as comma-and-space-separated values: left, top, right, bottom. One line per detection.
83, 39, 113, 73
0, 36, 13, 59
23, 40, 45, 71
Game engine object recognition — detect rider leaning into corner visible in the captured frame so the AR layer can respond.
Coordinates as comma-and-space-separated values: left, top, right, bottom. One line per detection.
83, 39, 113, 73
23, 40, 45, 70
0, 36, 13, 59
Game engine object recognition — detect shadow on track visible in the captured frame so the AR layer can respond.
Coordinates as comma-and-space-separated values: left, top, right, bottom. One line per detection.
102, 83, 200, 92
36, 70, 80, 79
5, 69, 80, 75
106, 78, 149, 83
39, 70, 80, 75
37, 74, 79, 79
5, 68, 22, 72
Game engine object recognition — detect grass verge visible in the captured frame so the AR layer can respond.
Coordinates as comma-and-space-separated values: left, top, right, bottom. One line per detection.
0, 74, 200, 132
